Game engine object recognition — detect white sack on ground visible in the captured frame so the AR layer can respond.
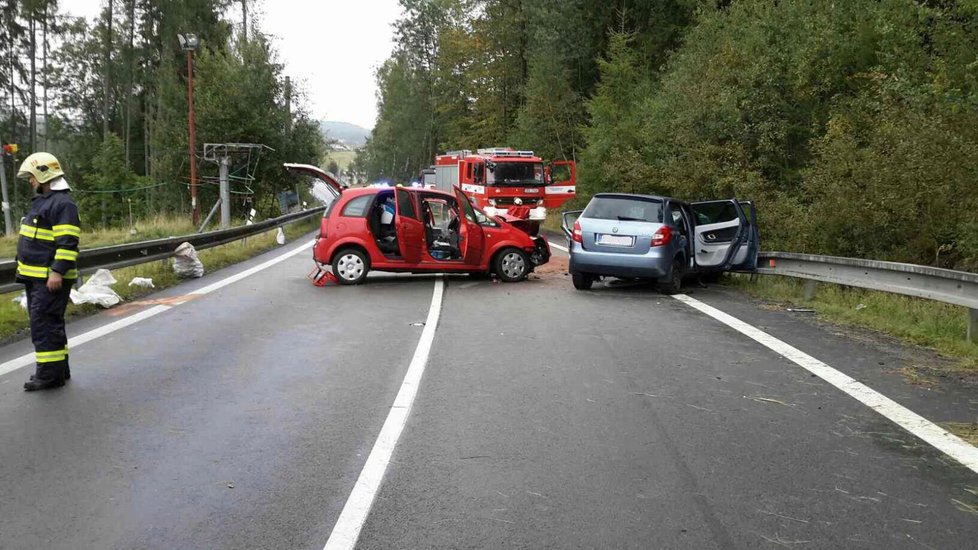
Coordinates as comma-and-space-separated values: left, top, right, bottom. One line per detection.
11, 292, 27, 310
276, 227, 286, 245
173, 242, 204, 278
70, 269, 122, 308
128, 277, 155, 288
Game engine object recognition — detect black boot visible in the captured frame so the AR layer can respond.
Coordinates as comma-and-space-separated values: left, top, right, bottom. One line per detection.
30, 364, 69, 382
24, 376, 65, 391
25, 363, 66, 391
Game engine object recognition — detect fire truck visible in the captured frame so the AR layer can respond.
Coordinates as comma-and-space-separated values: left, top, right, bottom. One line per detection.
433, 148, 576, 228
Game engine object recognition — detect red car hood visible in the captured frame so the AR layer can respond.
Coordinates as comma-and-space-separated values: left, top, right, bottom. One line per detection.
495, 213, 537, 235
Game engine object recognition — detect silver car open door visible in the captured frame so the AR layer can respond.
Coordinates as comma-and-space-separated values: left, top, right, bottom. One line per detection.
735, 200, 759, 270
561, 210, 583, 242
690, 199, 756, 270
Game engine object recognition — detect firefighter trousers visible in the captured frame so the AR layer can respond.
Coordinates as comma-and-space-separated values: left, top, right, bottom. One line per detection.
24, 279, 71, 382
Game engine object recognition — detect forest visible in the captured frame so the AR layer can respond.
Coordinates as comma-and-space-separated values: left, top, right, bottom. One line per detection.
362, 0, 978, 270
0, 0, 325, 231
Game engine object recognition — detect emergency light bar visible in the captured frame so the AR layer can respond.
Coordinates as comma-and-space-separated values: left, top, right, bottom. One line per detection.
476, 148, 536, 158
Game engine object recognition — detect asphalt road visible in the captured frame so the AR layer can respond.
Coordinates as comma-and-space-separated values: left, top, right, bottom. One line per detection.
1, 236, 977, 549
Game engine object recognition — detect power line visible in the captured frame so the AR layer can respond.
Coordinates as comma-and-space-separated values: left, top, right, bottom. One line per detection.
73, 181, 171, 194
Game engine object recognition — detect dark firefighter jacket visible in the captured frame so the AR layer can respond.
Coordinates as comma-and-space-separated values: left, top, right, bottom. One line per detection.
15, 190, 80, 282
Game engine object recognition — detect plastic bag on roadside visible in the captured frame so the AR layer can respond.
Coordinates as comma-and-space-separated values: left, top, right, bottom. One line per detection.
173, 242, 204, 278
276, 227, 286, 245
70, 269, 122, 308
128, 277, 155, 288
11, 292, 27, 310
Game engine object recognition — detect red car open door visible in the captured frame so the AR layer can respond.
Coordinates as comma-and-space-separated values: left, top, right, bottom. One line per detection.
395, 188, 424, 264
454, 186, 485, 267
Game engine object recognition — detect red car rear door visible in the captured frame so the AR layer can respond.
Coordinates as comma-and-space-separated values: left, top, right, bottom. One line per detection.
395, 188, 424, 263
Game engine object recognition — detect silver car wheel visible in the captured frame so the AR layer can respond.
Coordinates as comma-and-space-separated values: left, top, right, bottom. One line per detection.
501, 251, 526, 279
337, 253, 365, 281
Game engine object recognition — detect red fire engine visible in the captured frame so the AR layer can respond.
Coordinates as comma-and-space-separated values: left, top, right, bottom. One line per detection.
433, 148, 576, 228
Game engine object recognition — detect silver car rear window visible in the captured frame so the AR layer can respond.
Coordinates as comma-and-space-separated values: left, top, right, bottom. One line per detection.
583, 196, 662, 223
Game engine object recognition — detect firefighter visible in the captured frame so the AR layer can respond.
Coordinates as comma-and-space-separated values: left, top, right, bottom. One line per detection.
15, 152, 80, 391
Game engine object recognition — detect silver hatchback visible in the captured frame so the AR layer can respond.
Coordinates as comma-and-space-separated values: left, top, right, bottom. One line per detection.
561, 194, 758, 292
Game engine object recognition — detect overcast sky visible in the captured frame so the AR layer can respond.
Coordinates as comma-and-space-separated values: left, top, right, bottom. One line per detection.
61, 0, 402, 130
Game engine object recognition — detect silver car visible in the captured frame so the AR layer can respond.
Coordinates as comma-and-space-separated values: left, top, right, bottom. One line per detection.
561, 193, 759, 292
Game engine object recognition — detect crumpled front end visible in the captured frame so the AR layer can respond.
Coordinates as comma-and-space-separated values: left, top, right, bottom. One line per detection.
530, 236, 551, 266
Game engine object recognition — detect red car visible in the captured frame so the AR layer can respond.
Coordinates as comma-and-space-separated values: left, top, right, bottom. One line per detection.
311, 185, 550, 284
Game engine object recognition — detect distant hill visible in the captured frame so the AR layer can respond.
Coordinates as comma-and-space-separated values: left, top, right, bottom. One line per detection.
320, 121, 371, 148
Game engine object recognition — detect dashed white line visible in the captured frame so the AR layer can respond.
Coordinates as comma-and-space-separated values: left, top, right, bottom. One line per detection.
672, 293, 978, 475
325, 277, 445, 550
0, 240, 314, 379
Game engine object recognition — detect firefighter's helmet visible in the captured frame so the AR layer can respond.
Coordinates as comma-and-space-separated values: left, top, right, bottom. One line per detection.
17, 152, 64, 184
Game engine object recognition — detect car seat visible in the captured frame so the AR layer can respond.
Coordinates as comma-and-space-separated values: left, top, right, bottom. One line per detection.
428, 210, 461, 260
370, 199, 399, 256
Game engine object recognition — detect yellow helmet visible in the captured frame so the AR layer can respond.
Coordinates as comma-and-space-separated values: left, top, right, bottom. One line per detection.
17, 152, 64, 184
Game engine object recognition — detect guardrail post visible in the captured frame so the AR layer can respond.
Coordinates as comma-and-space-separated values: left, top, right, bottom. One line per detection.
968, 308, 978, 343
803, 280, 816, 301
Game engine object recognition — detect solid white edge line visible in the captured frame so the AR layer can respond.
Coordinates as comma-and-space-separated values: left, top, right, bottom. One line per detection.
0, 239, 315, 379
191, 239, 314, 296
324, 277, 445, 550
0, 305, 173, 378
671, 293, 978, 475
550, 242, 569, 253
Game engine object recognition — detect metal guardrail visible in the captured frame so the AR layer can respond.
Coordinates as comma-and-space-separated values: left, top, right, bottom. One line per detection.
0, 207, 325, 295
755, 251, 978, 342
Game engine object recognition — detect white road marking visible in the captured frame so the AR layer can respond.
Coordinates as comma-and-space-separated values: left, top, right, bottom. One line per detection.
521, 234, 974, 470
672, 293, 978, 475
0, 240, 314, 379
191, 240, 312, 296
325, 277, 445, 550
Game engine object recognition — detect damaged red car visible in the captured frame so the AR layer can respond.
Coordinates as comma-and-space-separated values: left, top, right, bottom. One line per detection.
308, 184, 550, 284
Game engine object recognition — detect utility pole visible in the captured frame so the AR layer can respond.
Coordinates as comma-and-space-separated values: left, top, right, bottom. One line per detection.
29, 11, 36, 151
284, 76, 292, 117
284, 76, 292, 138
9, 10, 17, 150
178, 33, 199, 224
241, 0, 248, 42
125, 0, 135, 167
42, 4, 49, 149
102, 0, 114, 140
219, 155, 230, 229
0, 147, 14, 236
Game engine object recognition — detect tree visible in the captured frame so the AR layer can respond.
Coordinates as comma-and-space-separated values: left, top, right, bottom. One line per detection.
578, 26, 651, 199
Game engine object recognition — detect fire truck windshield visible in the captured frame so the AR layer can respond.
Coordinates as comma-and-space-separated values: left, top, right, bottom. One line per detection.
487, 162, 544, 186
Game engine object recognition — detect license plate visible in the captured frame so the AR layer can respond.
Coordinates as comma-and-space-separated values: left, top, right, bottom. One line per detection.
523, 188, 539, 193
597, 234, 632, 246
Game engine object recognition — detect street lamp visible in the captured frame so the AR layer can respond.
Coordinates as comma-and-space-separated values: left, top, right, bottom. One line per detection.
178, 33, 200, 225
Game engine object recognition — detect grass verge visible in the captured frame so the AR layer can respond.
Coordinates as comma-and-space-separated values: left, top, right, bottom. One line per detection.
0, 216, 321, 344
726, 273, 978, 370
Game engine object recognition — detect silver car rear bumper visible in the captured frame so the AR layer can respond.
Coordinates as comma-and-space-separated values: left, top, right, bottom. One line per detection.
568, 241, 670, 279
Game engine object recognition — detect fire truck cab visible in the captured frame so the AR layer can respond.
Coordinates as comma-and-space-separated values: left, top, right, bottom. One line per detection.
434, 148, 576, 227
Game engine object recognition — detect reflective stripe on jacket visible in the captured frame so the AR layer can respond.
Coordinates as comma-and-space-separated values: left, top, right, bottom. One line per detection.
15, 190, 80, 281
